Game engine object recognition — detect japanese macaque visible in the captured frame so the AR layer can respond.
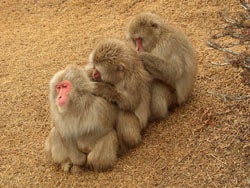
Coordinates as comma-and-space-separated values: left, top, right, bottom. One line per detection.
126, 12, 197, 120
86, 39, 151, 152
45, 65, 119, 172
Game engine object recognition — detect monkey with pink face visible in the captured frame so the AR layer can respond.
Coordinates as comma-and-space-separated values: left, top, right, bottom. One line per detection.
45, 65, 119, 172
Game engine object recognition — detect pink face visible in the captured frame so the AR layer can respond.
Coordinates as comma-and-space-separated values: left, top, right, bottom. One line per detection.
92, 68, 101, 80
55, 80, 72, 107
135, 38, 144, 52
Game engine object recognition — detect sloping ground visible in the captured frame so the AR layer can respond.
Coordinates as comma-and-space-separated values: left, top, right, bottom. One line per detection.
0, 0, 249, 187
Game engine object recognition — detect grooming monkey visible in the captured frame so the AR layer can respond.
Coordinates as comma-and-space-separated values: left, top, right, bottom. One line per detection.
45, 65, 119, 172
86, 39, 151, 151
126, 12, 197, 120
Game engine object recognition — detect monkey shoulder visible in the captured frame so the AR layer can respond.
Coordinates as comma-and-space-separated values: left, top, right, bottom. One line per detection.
89, 96, 117, 128
93, 96, 117, 114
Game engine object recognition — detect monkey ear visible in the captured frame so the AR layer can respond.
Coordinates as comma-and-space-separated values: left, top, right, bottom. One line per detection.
116, 64, 125, 71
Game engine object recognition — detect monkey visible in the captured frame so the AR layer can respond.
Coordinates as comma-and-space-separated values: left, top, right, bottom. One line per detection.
126, 12, 198, 120
44, 64, 119, 172
85, 39, 151, 152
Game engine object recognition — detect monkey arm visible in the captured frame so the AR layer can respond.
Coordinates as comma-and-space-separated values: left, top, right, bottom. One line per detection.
92, 82, 138, 111
86, 69, 93, 80
139, 52, 183, 85
64, 138, 87, 166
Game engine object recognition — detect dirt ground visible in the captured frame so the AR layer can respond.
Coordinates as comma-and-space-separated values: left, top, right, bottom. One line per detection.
0, 0, 249, 187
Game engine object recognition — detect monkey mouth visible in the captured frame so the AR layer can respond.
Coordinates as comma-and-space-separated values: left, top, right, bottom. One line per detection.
135, 38, 144, 52
93, 72, 100, 80
57, 95, 67, 106
56, 105, 67, 113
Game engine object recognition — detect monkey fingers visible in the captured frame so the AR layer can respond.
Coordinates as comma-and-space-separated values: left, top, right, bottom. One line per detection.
139, 52, 165, 81
92, 82, 131, 110
70, 165, 84, 174
69, 152, 87, 166
61, 161, 73, 172
92, 82, 115, 98
86, 69, 94, 80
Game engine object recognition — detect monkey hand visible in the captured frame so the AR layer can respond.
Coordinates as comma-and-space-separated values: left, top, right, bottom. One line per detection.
139, 52, 166, 79
86, 69, 93, 79
139, 52, 155, 70
91, 82, 130, 110
91, 82, 118, 102
69, 152, 87, 166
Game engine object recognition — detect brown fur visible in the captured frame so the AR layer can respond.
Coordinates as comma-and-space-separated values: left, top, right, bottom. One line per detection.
45, 65, 119, 172
126, 12, 198, 120
86, 39, 151, 152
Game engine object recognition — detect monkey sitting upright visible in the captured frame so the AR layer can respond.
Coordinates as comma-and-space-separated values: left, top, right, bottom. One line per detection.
85, 39, 152, 152
45, 65, 119, 172
126, 12, 198, 120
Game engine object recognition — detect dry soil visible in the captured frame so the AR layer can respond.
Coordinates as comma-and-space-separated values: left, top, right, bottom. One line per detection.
0, 0, 249, 187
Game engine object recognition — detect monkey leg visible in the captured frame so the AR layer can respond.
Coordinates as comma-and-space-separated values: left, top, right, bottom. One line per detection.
116, 111, 141, 151
45, 127, 74, 172
64, 138, 87, 166
150, 81, 175, 120
45, 127, 69, 164
87, 130, 118, 171
69, 165, 84, 174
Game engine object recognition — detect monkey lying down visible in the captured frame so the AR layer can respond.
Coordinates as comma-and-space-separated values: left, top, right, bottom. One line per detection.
45, 65, 119, 173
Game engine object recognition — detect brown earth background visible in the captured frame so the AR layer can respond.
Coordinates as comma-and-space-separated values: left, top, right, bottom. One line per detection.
0, 0, 249, 187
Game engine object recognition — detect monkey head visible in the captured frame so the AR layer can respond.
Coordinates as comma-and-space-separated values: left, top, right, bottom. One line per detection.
88, 39, 130, 85
49, 65, 90, 113
126, 12, 164, 53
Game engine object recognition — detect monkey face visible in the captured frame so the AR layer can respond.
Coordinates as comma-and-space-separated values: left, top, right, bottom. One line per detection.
50, 65, 90, 113
89, 41, 127, 85
55, 80, 72, 107
49, 78, 71, 113
92, 63, 124, 85
52, 78, 75, 113
127, 13, 162, 52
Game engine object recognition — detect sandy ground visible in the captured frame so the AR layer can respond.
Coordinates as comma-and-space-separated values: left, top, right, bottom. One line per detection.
0, 0, 249, 187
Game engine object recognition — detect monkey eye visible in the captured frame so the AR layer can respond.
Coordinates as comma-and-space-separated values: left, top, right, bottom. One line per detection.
62, 84, 68, 88
151, 23, 158, 29
55, 85, 61, 92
